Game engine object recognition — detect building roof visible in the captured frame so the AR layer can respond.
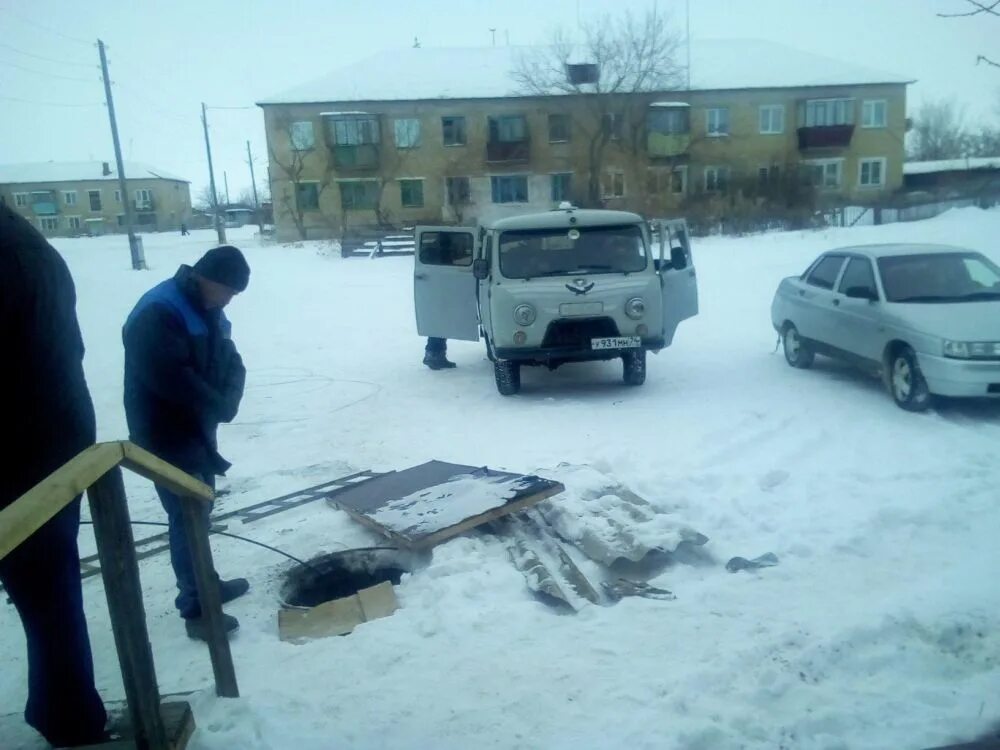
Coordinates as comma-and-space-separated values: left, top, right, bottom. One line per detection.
258, 40, 911, 105
903, 157, 1000, 175
0, 160, 188, 185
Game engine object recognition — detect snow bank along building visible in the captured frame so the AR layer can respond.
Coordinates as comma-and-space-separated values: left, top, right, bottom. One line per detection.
258, 42, 911, 241
0, 161, 192, 237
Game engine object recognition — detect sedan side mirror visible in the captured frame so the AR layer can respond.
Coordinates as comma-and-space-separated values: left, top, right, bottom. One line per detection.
473, 258, 489, 280
844, 286, 878, 302
670, 246, 687, 271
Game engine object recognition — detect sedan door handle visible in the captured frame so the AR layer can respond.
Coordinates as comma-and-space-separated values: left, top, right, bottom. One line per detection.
832, 298, 840, 306
798, 290, 806, 297
414, 273, 428, 280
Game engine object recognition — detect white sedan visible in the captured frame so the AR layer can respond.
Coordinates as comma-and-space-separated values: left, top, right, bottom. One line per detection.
771, 243, 1000, 411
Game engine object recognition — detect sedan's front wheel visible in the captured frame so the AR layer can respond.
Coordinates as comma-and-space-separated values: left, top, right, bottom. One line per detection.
889, 346, 931, 412
782, 324, 815, 369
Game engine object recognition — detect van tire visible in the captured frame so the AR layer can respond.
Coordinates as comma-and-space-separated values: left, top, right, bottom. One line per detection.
494, 359, 521, 396
622, 350, 646, 386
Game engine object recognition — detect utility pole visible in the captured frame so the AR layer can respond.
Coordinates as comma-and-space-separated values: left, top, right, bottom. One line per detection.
246, 140, 263, 236
489, 28, 496, 46
223, 171, 230, 206
686, 0, 692, 91
201, 102, 226, 244
98, 39, 145, 270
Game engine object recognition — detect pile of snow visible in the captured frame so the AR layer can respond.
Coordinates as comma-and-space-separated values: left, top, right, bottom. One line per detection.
2, 210, 999, 750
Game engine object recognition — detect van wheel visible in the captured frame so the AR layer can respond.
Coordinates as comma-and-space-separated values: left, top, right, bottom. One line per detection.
494, 359, 521, 396
782, 323, 815, 369
889, 346, 931, 412
622, 350, 646, 386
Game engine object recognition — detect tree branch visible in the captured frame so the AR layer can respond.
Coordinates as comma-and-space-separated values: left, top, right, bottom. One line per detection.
977, 54, 1000, 68
937, 0, 1000, 17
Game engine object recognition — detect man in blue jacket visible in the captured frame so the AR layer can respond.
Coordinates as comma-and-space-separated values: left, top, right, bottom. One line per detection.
123, 246, 251, 640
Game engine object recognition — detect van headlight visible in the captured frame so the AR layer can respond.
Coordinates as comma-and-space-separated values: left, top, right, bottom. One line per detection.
513, 304, 536, 326
625, 297, 645, 320
943, 340, 1000, 359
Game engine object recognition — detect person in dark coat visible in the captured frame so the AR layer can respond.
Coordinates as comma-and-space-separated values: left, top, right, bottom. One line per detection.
122, 245, 251, 640
424, 337, 456, 369
0, 205, 108, 746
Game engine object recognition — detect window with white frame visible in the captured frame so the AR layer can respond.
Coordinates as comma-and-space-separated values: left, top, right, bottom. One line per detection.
602, 113, 623, 140
800, 98, 854, 127
135, 188, 153, 208
602, 171, 625, 198
706, 107, 730, 136
14, 192, 28, 207
861, 100, 887, 129
63, 190, 78, 206
296, 181, 320, 210
394, 118, 421, 148
704, 166, 730, 192
290, 121, 315, 150
759, 105, 785, 134
806, 159, 843, 189
858, 157, 886, 188
671, 166, 687, 194
40, 217, 59, 231
67, 216, 82, 230
550, 173, 572, 202
490, 175, 528, 203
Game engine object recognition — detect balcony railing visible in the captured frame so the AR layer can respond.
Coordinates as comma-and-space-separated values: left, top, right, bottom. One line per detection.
647, 133, 691, 158
31, 201, 59, 216
133, 197, 155, 211
333, 144, 379, 170
797, 124, 854, 150
486, 139, 530, 163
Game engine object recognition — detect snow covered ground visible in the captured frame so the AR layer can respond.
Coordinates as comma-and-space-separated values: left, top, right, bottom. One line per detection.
3, 209, 1000, 750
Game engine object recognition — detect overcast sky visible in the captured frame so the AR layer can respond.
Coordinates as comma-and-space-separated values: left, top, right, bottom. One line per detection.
1, 0, 997, 199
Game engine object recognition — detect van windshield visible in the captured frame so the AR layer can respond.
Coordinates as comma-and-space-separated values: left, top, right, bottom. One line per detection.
498, 224, 647, 279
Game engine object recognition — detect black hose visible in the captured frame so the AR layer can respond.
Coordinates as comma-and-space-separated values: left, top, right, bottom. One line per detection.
81, 519, 317, 571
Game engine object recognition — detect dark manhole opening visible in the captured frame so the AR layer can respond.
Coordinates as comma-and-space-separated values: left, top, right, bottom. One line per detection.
280, 547, 425, 609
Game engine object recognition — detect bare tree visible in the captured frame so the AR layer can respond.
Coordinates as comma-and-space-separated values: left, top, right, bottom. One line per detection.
908, 100, 971, 160
268, 115, 334, 240
194, 184, 223, 211
512, 7, 685, 206
937, 1, 1000, 69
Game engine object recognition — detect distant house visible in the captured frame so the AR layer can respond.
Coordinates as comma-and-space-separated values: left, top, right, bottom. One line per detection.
0, 160, 192, 237
903, 156, 1000, 199
224, 206, 256, 227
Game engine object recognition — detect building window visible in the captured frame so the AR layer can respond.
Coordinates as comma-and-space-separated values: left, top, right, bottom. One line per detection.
806, 159, 843, 189
328, 116, 380, 145
394, 118, 421, 149
704, 166, 730, 192
648, 106, 690, 135
117, 214, 126, 227
759, 105, 785, 135
858, 157, 886, 188
399, 178, 424, 207
295, 182, 320, 210
135, 188, 153, 208
88, 190, 102, 211
290, 121, 315, 150
63, 190, 78, 206
706, 107, 730, 137
800, 98, 854, 127
442, 116, 466, 146
548, 114, 570, 143
551, 173, 572, 202
40, 217, 59, 231
862, 100, 887, 129
339, 180, 379, 210
14, 192, 28, 207
490, 175, 528, 203
67, 216, 82, 230
446, 176, 471, 205
671, 166, 687, 194
114, 190, 121, 203
488, 115, 528, 143
602, 112, 623, 140
602, 171, 625, 198
758, 165, 781, 185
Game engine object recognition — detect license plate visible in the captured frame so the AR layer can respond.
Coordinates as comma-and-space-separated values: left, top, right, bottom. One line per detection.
591, 336, 641, 350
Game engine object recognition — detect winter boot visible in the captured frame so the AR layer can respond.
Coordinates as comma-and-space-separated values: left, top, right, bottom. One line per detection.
220, 577, 250, 605
184, 613, 240, 641
423, 352, 457, 370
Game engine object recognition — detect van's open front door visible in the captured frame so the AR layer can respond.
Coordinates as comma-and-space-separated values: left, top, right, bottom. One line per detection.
413, 226, 480, 341
656, 219, 699, 346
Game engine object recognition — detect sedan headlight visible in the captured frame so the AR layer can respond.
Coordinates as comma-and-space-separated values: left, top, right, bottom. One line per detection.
625, 297, 646, 320
513, 304, 536, 327
943, 340, 1000, 359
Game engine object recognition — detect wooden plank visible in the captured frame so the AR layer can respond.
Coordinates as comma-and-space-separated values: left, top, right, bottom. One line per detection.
180, 500, 239, 698
88, 467, 168, 750
120, 443, 213, 502
0, 442, 122, 562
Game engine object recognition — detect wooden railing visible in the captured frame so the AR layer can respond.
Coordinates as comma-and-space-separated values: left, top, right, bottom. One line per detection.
0, 441, 239, 750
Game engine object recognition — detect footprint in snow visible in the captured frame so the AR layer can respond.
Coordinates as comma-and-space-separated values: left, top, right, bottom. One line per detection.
758, 469, 790, 492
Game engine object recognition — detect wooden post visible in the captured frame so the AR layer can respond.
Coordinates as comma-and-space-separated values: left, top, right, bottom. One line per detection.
180, 499, 239, 697
88, 467, 168, 750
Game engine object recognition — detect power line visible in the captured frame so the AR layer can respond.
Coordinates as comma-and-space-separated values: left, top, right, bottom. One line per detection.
0, 58, 99, 83
0, 94, 103, 108
0, 7, 94, 46
0, 41, 94, 68
205, 105, 256, 111
111, 80, 191, 124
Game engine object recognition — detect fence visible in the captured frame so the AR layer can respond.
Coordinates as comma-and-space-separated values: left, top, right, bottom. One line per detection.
340, 229, 415, 258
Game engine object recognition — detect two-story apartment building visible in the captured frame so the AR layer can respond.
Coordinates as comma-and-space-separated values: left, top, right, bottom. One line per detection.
0, 161, 192, 237
258, 41, 912, 240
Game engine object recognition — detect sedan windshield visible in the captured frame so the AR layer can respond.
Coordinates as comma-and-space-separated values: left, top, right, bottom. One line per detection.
499, 224, 647, 279
877, 252, 1000, 303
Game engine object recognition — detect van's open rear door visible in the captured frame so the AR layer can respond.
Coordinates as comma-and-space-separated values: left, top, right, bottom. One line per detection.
413, 227, 480, 341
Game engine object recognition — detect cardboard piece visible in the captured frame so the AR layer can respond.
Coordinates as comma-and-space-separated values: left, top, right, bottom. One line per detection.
278, 581, 399, 643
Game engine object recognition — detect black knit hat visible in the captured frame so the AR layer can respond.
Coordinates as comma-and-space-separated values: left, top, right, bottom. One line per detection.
192, 245, 250, 292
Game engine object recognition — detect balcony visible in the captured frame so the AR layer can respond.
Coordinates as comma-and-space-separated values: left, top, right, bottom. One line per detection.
133, 197, 155, 211
30, 192, 58, 215
647, 132, 691, 159
797, 124, 854, 151
486, 139, 530, 163
333, 144, 379, 170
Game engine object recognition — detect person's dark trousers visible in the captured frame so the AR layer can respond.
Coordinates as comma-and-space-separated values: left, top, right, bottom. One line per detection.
0, 498, 107, 746
156, 474, 217, 619
425, 337, 447, 355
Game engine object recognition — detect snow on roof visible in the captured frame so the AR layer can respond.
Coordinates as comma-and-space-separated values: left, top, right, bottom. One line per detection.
258, 40, 912, 105
318, 111, 372, 116
0, 160, 188, 185
650, 101, 690, 108
904, 157, 1000, 175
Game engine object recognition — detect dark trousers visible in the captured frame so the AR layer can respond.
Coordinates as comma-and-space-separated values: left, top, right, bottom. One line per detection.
0, 499, 107, 746
425, 337, 447, 355
156, 474, 217, 619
